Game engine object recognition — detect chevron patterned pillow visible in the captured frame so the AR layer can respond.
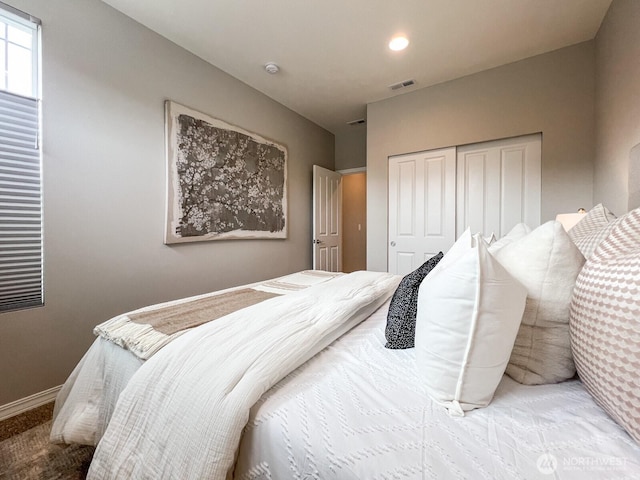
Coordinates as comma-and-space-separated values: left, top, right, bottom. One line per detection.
570, 206, 640, 443
568, 203, 618, 259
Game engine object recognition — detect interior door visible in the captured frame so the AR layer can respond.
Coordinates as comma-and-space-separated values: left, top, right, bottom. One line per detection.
313, 165, 342, 272
388, 148, 456, 275
456, 134, 541, 238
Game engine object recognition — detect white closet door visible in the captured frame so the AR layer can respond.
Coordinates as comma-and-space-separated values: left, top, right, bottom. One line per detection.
388, 148, 456, 275
456, 134, 541, 239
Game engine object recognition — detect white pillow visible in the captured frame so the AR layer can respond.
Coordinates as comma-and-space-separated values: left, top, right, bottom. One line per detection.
485, 232, 497, 245
428, 227, 473, 274
489, 223, 532, 252
491, 220, 585, 384
415, 232, 527, 416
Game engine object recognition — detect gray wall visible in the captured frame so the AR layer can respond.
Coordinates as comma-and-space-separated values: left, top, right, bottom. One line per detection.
0, 0, 333, 405
630, 144, 640, 210
594, 0, 640, 214
366, 42, 596, 272
335, 125, 366, 170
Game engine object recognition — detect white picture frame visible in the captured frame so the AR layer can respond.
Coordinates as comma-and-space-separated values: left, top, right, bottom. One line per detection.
164, 101, 288, 244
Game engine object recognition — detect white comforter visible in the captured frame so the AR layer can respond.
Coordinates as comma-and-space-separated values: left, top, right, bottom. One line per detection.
87, 270, 400, 480
51, 270, 343, 446
236, 302, 640, 480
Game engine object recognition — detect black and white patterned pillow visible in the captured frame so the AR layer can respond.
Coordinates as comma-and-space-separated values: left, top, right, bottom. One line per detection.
385, 252, 443, 349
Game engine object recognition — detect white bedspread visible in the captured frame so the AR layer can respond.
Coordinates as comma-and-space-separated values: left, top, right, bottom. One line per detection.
87, 270, 400, 480
50, 270, 343, 446
235, 301, 640, 480
50, 337, 143, 446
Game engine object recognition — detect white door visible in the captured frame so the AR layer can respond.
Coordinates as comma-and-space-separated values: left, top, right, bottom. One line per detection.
313, 165, 342, 272
388, 148, 456, 275
456, 134, 541, 238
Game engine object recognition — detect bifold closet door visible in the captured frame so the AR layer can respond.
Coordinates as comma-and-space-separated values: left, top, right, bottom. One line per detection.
388, 134, 541, 275
388, 148, 456, 275
456, 134, 541, 239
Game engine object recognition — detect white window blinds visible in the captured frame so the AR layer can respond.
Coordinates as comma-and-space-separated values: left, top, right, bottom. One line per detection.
0, 4, 41, 313
0, 90, 41, 312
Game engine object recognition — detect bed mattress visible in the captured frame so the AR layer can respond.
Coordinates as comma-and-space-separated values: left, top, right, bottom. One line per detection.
235, 300, 640, 480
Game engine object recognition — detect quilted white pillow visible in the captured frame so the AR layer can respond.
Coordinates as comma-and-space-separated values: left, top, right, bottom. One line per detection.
415, 231, 527, 415
492, 221, 585, 384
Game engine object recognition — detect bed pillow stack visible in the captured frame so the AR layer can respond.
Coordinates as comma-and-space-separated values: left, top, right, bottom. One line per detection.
412, 219, 589, 415
414, 230, 527, 415
570, 207, 640, 443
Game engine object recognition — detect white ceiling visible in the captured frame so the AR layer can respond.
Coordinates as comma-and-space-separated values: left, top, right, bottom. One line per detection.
101, 0, 612, 135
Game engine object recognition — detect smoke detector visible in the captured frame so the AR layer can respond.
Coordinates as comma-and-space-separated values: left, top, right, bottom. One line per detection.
264, 63, 280, 74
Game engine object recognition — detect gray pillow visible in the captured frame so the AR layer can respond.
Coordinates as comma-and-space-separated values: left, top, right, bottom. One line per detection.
385, 252, 443, 349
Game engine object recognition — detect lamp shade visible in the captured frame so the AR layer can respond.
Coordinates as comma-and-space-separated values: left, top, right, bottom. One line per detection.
555, 212, 586, 231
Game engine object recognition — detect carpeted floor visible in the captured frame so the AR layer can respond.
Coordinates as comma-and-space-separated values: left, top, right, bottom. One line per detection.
0, 405, 94, 480
0, 404, 54, 443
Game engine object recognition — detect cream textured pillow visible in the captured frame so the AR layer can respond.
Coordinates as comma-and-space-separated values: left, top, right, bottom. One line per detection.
415, 232, 527, 415
568, 203, 617, 259
489, 223, 532, 252
570, 207, 640, 443
492, 221, 585, 384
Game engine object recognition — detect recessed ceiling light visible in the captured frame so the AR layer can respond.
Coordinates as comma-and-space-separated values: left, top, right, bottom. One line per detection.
389, 35, 409, 51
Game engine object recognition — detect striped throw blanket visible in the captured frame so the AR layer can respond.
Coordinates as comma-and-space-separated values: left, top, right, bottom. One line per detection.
94, 270, 343, 360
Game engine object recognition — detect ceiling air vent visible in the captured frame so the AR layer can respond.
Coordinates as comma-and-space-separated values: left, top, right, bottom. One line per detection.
389, 79, 415, 91
346, 118, 366, 126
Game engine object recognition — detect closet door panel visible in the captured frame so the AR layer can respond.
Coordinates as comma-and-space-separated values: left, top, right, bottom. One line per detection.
389, 148, 455, 275
457, 134, 541, 239
389, 134, 540, 275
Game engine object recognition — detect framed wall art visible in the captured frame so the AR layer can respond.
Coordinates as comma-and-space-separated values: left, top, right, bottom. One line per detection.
164, 101, 288, 244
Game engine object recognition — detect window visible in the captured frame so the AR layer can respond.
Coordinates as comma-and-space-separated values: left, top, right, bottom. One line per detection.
0, 4, 41, 313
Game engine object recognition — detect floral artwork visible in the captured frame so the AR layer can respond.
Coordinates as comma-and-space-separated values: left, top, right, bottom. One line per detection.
165, 101, 287, 243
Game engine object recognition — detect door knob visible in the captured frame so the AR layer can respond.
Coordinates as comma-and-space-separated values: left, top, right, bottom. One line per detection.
390, 241, 396, 247
313, 239, 323, 245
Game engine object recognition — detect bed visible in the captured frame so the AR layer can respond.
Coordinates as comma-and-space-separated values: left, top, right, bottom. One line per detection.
236, 305, 640, 480
50, 205, 640, 480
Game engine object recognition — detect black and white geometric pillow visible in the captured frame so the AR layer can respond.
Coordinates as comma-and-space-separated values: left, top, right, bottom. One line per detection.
385, 252, 443, 349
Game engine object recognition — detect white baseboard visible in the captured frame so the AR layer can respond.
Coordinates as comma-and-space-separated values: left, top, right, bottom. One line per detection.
0, 385, 62, 421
